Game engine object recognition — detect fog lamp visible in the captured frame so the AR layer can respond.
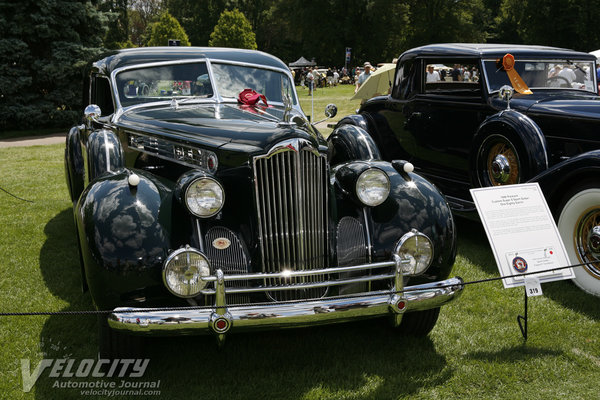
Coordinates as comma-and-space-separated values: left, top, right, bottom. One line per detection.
356, 168, 390, 206
163, 246, 211, 298
395, 229, 434, 275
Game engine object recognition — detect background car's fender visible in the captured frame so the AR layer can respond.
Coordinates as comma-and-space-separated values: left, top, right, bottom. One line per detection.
471, 109, 548, 186
76, 169, 173, 310
332, 160, 457, 284
87, 129, 125, 181
334, 114, 370, 131
531, 149, 600, 211
328, 123, 381, 165
65, 125, 85, 203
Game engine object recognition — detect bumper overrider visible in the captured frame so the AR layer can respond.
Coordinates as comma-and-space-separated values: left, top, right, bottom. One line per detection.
108, 258, 464, 338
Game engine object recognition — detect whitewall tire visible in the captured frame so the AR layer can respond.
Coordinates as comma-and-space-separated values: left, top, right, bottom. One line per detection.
557, 188, 600, 296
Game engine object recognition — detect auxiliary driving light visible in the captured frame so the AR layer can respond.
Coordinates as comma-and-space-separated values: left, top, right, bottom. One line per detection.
163, 246, 211, 298
394, 229, 434, 276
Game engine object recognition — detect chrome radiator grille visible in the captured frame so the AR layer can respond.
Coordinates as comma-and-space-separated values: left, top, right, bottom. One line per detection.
253, 139, 329, 300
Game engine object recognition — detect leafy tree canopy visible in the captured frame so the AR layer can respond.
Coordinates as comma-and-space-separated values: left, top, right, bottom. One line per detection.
147, 12, 190, 47
209, 9, 257, 50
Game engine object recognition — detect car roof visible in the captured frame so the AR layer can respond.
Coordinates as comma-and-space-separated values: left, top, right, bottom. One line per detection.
400, 43, 596, 61
92, 47, 289, 75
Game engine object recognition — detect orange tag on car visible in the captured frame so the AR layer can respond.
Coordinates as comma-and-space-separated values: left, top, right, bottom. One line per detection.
502, 54, 532, 95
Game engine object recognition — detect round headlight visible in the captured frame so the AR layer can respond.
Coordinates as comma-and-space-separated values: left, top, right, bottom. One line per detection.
185, 177, 224, 217
395, 230, 434, 275
163, 247, 211, 298
356, 168, 390, 206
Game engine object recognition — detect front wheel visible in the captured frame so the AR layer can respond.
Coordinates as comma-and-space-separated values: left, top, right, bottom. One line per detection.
475, 134, 522, 187
98, 315, 145, 360
396, 308, 440, 336
557, 186, 600, 296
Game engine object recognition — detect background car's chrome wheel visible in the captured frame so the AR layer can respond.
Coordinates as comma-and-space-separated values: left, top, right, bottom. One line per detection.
478, 134, 521, 186
558, 187, 600, 296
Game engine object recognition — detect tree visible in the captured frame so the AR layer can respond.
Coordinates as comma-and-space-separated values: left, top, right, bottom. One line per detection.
0, 0, 109, 131
147, 12, 190, 46
102, 0, 129, 49
129, 0, 165, 46
209, 9, 257, 49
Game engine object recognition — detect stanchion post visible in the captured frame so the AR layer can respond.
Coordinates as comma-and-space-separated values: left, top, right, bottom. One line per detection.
517, 286, 528, 341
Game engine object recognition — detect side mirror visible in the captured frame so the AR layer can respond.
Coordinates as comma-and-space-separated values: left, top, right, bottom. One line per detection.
84, 104, 101, 128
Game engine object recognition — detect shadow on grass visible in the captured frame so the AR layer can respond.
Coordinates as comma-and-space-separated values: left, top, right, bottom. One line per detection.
31, 210, 454, 399
465, 344, 563, 363
455, 217, 497, 275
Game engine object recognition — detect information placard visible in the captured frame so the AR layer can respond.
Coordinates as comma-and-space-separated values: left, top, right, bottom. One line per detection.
470, 183, 575, 288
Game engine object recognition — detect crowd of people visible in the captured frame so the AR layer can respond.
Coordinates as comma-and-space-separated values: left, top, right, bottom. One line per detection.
426, 64, 480, 83
293, 63, 381, 95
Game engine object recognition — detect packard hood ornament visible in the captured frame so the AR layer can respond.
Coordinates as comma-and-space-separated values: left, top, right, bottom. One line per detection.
278, 94, 295, 127
499, 85, 514, 110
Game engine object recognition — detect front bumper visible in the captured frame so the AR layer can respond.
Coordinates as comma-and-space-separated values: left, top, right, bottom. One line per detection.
108, 259, 463, 336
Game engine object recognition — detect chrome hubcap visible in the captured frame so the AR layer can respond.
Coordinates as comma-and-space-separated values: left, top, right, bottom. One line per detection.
490, 154, 511, 183
589, 226, 600, 253
575, 210, 600, 279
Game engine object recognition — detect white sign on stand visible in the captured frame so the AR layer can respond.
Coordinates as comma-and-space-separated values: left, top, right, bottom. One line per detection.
470, 183, 574, 291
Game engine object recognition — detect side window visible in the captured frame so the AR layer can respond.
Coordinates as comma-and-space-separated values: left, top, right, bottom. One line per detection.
91, 75, 115, 116
393, 59, 417, 100
423, 60, 481, 96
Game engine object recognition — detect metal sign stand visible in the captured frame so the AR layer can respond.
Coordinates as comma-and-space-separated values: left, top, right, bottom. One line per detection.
517, 287, 528, 340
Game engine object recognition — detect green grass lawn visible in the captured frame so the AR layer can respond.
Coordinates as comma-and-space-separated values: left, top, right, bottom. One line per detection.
1, 112, 599, 398
297, 84, 362, 136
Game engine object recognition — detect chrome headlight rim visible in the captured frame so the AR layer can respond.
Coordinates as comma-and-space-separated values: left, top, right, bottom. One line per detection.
394, 229, 434, 276
355, 167, 391, 207
184, 176, 225, 218
163, 246, 211, 298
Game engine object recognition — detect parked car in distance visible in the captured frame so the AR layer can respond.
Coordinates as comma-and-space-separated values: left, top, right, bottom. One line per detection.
64, 47, 463, 358
335, 43, 600, 296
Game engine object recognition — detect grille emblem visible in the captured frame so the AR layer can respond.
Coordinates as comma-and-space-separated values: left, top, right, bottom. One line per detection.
212, 238, 231, 250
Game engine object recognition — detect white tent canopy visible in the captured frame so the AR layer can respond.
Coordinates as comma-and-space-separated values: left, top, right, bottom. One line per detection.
289, 57, 316, 68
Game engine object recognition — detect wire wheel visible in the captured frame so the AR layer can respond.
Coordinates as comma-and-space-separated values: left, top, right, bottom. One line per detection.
558, 187, 600, 296
479, 135, 521, 186
575, 206, 600, 278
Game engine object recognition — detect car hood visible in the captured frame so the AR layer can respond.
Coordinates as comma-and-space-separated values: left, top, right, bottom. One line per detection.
493, 92, 600, 120
115, 103, 325, 154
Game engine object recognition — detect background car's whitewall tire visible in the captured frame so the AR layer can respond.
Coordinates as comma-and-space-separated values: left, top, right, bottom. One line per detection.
558, 187, 600, 296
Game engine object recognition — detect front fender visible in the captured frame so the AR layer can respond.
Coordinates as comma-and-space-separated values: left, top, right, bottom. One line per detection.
333, 160, 456, 284
531, 149, 600, 212
76, 169, 173, 310
471, 109, 548, 182
87, 129, 125, 181
328, 124, 381, 165
65, 126, 85, 203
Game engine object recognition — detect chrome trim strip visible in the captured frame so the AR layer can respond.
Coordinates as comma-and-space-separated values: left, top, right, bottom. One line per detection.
362, 208, 373, 263
107, 277, 464, 334
102, 130, 111, 173
198, 273, 395, 295
200, 260, 399, 282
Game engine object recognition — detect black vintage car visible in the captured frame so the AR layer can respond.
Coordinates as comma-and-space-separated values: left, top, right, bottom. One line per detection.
335, 43, 600, 296
64, 47, 463, 357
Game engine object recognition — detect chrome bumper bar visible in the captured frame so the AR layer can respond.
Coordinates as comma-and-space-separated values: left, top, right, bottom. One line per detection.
108, 275, 464, 336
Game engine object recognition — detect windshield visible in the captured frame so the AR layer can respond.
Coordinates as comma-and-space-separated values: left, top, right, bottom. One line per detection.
115, 62, 213, 107
482, 59, 596, 93
115, 61, 297, 108
211, 63, 297, 105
